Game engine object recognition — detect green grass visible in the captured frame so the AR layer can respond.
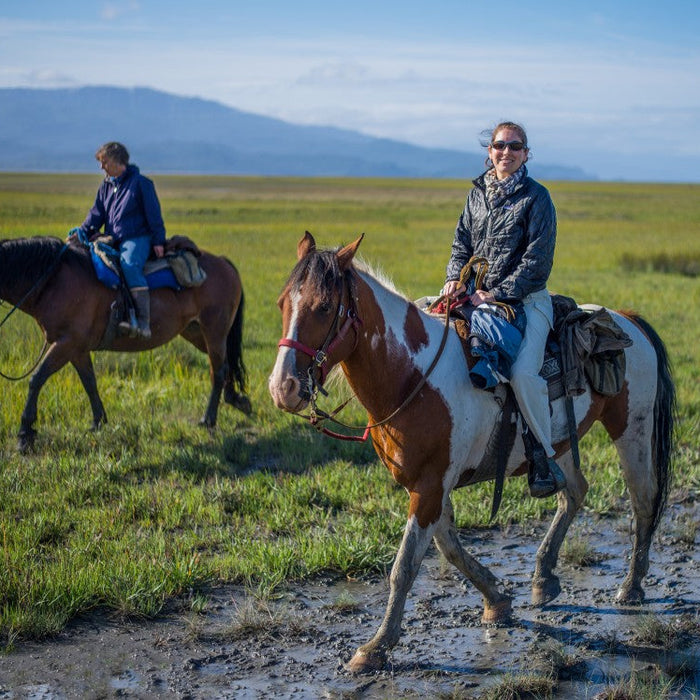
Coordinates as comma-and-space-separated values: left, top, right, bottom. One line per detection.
0, 174, 698, 646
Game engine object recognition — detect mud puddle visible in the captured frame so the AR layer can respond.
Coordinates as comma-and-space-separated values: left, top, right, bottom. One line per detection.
0, 500, 697, 698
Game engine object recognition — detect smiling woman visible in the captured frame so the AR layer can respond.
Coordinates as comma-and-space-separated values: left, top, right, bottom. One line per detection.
441, 120, 564, 498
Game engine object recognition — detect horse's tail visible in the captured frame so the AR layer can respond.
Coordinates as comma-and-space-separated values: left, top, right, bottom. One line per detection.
226, 286, 247, 396
626, 312, 676, 532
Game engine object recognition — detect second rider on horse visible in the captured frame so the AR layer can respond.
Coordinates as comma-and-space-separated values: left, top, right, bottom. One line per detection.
68, 141, 165, 340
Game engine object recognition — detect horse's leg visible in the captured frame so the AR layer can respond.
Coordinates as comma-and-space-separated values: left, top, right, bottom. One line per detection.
432, 498, 512, 622
531, 451, 588, 605
18, 342, 72, 452
608, 417, 657, 604
180, 321, 226, 428
347, 502, 436, 673
201, 362, 227, 428
71, 352, 107, 430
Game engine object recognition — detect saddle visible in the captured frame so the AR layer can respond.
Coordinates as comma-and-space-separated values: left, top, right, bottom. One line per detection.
89, 235, 207, 291
419, 293, 632, 401
86, 235, 208, 348
419, 293, 632, 518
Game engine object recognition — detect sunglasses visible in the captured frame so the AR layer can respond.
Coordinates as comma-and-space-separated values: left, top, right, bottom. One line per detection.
490, 140, 527, 152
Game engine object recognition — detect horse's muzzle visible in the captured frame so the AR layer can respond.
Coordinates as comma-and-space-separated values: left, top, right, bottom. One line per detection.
268, 369, 310, 413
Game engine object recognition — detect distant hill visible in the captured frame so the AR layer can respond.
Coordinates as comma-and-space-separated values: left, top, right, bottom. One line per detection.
0, 86, 594, 180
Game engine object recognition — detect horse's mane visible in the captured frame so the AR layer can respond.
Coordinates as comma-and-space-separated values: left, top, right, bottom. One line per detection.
0, 236, 88, 290
282, 246, 403, 305
353, 258, 403, 296
283, 247, 348, 303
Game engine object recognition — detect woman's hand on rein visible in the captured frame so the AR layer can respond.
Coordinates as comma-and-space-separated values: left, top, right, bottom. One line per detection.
441, 280, 465, 298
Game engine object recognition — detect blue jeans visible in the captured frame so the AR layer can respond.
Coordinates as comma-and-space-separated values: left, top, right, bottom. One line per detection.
119, 236, 151, 289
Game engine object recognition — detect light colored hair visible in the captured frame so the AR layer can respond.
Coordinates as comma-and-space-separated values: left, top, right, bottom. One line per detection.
95, 141, 130, 166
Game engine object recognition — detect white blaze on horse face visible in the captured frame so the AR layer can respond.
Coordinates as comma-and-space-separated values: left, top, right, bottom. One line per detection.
269, 288, 305, 410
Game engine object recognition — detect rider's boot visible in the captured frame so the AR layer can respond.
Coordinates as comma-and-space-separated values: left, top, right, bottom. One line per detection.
523, 427, 567, 498
118, 287, 151, 340
528, 445, 567, 498
131, 287, 152, 340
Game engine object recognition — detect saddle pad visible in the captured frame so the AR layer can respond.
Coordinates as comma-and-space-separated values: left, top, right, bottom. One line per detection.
90, 246, 181, 291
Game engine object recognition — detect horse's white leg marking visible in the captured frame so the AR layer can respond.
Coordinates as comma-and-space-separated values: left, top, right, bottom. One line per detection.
348, 515, 434, 671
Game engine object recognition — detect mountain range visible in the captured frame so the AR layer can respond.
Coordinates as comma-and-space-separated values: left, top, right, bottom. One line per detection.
0, 86, 594, 180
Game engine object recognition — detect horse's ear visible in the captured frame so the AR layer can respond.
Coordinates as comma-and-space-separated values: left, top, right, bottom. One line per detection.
337, 233, 364, 271
297, 231, 316, 260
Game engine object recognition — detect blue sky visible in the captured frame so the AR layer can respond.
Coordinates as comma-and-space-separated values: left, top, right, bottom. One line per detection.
1, 0, 699, 181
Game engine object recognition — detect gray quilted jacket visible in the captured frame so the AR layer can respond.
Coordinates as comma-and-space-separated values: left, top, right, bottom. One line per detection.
445, 168, 556, 302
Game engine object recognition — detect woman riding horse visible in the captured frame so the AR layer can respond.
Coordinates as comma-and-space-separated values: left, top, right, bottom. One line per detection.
68, 141, 165, 340
442, 121, 565, 498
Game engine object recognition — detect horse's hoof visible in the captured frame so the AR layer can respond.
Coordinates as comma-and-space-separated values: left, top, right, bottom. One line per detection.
225, 390, 252, 415
17, 429, 36, 454
616, 585, 645, 605
232, 394, 252, 416
346, 648, 386, 673
532, 576, 561, 606
482, 598, 512, 624
90, 417, 107, 432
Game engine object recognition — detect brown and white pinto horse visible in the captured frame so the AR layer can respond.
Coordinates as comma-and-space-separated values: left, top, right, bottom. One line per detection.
269, 232, 675, 672
0, 236, 250, 452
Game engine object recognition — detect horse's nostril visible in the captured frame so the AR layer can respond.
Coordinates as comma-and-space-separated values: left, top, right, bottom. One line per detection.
284, 376, 299, 397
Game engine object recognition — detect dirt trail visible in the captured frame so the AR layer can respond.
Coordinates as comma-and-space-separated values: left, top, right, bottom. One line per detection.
0, 501, 698, 699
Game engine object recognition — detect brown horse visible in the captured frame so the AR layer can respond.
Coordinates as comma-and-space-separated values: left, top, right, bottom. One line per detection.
269, 232, 675, 672
0, 236, 250, 452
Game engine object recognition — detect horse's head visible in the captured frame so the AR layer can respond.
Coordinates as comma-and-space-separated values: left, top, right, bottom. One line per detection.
269, 231, 364, 413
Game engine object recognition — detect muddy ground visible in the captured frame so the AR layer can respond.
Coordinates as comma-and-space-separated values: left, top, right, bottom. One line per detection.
0, 499, 698, 699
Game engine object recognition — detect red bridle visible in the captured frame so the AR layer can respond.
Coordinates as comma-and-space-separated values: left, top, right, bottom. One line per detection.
277, 291, 362, 392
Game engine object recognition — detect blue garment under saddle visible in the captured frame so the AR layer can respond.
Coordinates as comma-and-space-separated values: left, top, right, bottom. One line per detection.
468, 303, 526, 389
84, 232, 180, 291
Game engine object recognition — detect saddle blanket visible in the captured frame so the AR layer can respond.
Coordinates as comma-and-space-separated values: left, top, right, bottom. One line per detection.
89, 236, 206, 291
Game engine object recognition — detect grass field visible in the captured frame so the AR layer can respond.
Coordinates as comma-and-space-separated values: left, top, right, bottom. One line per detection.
0, 173, 698, 646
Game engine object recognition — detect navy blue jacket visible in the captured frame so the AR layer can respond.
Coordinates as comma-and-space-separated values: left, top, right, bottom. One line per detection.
82, 164, 166, 246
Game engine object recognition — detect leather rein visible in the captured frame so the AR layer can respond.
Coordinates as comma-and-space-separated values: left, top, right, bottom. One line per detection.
277, 270, 453, 442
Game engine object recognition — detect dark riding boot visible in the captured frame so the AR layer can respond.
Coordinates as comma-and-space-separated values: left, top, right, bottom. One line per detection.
528, 446, 567, 498
118, 287, 151, 340
132, 288, 152, 340
523, 428, 567, 499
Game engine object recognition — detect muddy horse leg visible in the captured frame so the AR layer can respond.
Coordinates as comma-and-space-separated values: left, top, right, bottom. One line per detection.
347, 503, 436, 673
531, 451, 588, 605
433, 500, 511, 623
432, 498, 512, 622
71, 352, 107, 430
18, 342, 72, 451
611, 421, 658, 604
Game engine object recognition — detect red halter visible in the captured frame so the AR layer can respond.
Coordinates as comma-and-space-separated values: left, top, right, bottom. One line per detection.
277, 298, 362, 389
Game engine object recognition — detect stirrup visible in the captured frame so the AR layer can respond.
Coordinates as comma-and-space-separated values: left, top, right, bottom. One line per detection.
117, 320, 138, 338
529, 458, 566, 498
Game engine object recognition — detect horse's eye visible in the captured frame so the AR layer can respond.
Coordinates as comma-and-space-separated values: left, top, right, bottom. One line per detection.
317, 302, 332, 316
